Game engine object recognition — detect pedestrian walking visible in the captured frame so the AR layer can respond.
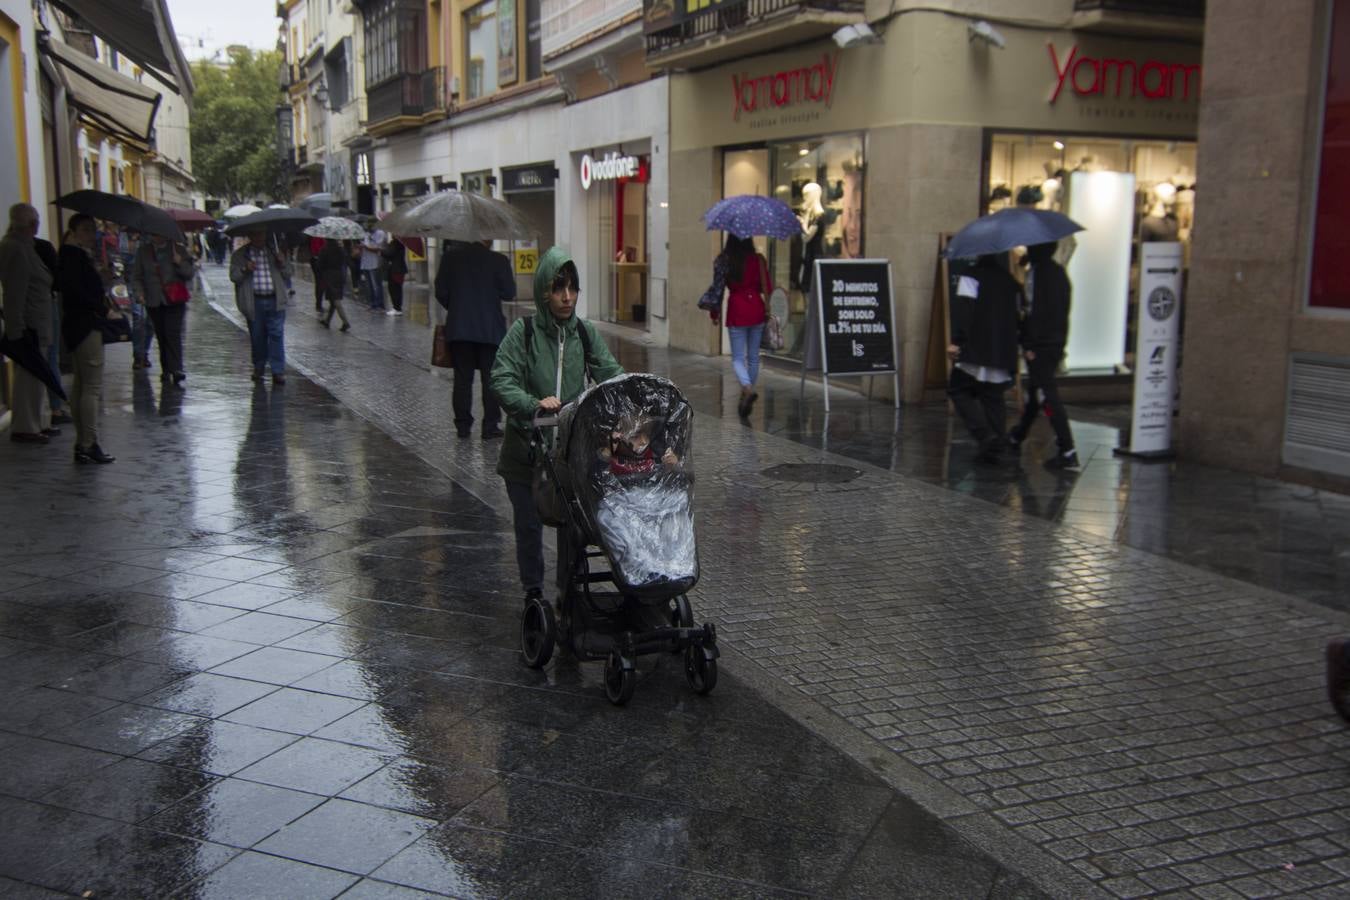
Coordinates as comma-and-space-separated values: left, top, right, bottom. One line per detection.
947, 254, 1022, 464
118, 229, 153, 370
1008, 241, 1079, 470
436, 240, 517, 438
230, 228, 293, 385
489, 247, 623, 604
316, 238, 351, 332
0, 203, 57, 443
57, 214, 115, 464
360, 227, 387, 310
705, 235, 770, 418
384, 236, 407, 316
33, 234, 73, 426
130, 233, 194, 386
307, 234, 325, 312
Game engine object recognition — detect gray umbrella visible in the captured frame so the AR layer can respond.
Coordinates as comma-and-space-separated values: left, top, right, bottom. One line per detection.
378, 190, 538, 241
945, 208, 1084, 259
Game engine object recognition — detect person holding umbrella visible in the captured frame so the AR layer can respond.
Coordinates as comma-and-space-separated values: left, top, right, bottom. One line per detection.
1008, 242, 1078, 471
230, 227, 293, 385
0, 203, 58, 443
130, 232, 194, 386
57, 214, 115, 464
706, 235, 772, 419
946, 254, 1022, 464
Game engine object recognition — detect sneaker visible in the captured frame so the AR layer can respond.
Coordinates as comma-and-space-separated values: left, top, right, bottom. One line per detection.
173, 372, 186, 386
40, 427, 61, 438
340, 323, 351, 332
10, 432, 48, 444
482, 426, 505, 440
50, 411, 74, 425
1328, 638, 1350, 723
319, 318, 330, 329
385, 309, 398, 316
1045, 449, 1081, 471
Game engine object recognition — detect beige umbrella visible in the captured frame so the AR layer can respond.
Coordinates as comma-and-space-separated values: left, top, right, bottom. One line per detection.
378, 189, 538, 241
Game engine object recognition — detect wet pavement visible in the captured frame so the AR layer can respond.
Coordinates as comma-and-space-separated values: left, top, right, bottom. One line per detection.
0, 265, 1348, 898
0, 283, 1042, 898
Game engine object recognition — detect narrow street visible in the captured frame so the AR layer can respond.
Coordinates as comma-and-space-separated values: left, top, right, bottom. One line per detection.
0, 268, 1347, 898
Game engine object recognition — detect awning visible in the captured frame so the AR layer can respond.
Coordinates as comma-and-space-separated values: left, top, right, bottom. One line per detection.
42, 36, 161, 150
47, 0, 194, 103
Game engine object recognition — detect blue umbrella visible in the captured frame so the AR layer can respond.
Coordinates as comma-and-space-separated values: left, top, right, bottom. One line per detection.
703, 195, 800, 240
945, 208, 1084, 259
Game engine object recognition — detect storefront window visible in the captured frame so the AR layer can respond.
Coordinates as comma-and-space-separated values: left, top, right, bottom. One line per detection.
1309, 0, 1350, 310
461, 170, 491, 196
465, 0, 498, 101
721, 134, 865, 360
985, 133, 1197, 375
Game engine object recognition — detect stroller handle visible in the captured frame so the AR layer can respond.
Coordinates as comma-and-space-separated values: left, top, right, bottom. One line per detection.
532, 410, 560, 429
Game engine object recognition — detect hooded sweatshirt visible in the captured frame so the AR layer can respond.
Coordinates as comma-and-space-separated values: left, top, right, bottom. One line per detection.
1020, 242, 1071, 354
489, 246, 624, 483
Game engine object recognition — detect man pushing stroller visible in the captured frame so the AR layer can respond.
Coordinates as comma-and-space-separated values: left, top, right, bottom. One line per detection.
490, 247, 623, 607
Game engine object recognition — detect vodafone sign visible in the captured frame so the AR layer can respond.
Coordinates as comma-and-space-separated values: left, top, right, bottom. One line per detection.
580, 152, 639, 190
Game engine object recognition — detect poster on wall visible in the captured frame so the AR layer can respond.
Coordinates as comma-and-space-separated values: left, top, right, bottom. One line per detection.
498, 0, 517, 87
801, 259, 899, 411
1119, 242, 1183, 458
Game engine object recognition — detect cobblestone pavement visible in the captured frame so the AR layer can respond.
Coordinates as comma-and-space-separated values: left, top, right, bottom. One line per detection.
199, 266, 1350, 899
0, 284, 1042, 897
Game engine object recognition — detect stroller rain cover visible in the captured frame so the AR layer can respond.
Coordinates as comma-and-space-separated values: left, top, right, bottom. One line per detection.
554, 374, 698, 596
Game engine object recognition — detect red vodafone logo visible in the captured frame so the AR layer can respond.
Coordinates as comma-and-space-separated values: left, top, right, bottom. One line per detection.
580, 156, 592, 190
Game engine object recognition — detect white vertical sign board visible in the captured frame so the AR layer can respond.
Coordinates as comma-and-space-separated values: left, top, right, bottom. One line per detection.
1128, 242, 1183, 456
1066, 171, 1135, 371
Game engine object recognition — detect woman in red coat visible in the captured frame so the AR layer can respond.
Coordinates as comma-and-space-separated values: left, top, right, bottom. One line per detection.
708, 235, 770, 418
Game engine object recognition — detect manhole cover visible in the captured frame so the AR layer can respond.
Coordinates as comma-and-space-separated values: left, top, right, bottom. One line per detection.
761, 463, 862, 484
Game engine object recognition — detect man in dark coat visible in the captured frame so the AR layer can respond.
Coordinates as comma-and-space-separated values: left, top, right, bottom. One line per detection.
947, 254, 1022, 464
1009, 242, 1078, 470
435, 240, 517, 439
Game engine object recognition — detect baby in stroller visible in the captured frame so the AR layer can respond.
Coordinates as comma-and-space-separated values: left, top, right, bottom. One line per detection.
521, 373, 718, 704
593, 412, 695, 592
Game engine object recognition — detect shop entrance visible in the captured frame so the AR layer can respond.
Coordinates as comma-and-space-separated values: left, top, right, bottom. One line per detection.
584, 150, 650, 331
719, 134, 866, 361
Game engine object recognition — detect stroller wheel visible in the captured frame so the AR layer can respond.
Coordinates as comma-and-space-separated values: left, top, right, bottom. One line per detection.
684, 645, 718, 696
520, 597, 556, 669
603, 652, 636, 706
669, 595, 694, 654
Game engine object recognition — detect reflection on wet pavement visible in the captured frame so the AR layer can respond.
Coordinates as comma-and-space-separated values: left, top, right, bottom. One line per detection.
0, 296, 1039, 897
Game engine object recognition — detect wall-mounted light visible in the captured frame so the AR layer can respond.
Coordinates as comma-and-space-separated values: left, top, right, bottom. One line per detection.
833, 24, 881, 49
967, 20, 1006, 49
1052, 140, 1065, 151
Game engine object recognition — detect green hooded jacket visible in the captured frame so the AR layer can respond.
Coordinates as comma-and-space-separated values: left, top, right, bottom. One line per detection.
490, 246, 624, 483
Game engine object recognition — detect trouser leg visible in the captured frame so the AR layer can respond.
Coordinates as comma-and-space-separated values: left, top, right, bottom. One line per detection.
477, 343, 500, 430
979, 380, 1008, 442
266, 307, 286, 374
387, 278, 403, 312
72, 332, 103, 448
1027, 353, 1074, 452
450, 341, 476, 433
947, 367, 993, 441
248, 309, 268, 372
162, 305, 186, 376
505, 479, 545, 594
148, 306, 171, 373
12, 363, 44, 434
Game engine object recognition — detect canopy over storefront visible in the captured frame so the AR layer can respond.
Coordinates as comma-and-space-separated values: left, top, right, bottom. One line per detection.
42, 36, 162, 149
47, 0, 194, 103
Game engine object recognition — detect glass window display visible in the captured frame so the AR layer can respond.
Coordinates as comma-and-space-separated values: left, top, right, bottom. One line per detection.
721, 133, 864, 360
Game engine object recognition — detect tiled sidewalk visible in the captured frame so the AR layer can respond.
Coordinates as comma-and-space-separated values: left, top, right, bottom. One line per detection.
0, 289, 1039, 897
228, 267, 1350, 898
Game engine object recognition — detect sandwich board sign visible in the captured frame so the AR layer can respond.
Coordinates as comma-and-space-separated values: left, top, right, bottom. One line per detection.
802, 258, 900, 411
1117, 242, 1182, 458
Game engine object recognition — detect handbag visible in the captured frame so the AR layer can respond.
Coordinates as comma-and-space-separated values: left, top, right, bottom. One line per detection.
431, 324, 453, 368
151, 250, 191, 305
98, 311, 132, 345
532, 457, 567, 527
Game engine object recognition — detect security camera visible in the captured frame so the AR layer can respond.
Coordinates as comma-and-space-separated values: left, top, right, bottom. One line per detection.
833, 23, 882, 49
967, 20, 1006, 49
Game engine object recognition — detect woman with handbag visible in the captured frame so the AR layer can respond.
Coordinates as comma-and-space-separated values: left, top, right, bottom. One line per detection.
707, 235, 771, 418
130, 233, 194, 386
57, 214, 116, 464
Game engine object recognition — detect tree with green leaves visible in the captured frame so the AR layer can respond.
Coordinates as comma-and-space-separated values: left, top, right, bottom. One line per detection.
189, 47, 285, 204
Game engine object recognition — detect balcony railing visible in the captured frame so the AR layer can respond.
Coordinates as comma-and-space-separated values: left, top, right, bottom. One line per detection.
367, 67, 445, 125
644, 0, 863, 56
542, 0, 642, 59
1073, 0, 1204, 15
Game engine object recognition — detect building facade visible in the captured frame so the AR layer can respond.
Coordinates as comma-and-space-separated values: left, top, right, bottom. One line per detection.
1183, 0, 1350, 484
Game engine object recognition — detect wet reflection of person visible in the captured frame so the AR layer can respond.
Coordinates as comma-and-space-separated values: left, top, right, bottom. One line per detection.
946, 254, 1021, 464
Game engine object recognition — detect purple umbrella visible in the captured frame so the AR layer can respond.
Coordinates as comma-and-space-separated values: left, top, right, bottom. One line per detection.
703, 195, 800, 240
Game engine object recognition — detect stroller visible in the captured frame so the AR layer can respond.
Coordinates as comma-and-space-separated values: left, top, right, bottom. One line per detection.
520, 373, 719, 705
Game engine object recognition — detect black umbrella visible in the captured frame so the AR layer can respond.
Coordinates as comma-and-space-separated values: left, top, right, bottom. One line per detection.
944, 208, 1084, 259
0, 332, 67, 402
224, 207, 319, 235
56, 190, 185, 242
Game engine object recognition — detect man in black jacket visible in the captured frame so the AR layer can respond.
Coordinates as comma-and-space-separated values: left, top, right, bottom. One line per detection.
947, 254, 1022, 464
436, 240, 516, 439
1008, 242, 1078, 470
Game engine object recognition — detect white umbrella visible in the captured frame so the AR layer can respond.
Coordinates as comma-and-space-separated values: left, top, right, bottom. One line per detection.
223, 203, 262, 219
379, 189, 538, 241
267, 203, 291, 209
303, 216, 368, 241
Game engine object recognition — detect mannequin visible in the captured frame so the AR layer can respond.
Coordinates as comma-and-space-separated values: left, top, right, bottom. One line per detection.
1141, 185, 1179, 242
798, 182, 825, 292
